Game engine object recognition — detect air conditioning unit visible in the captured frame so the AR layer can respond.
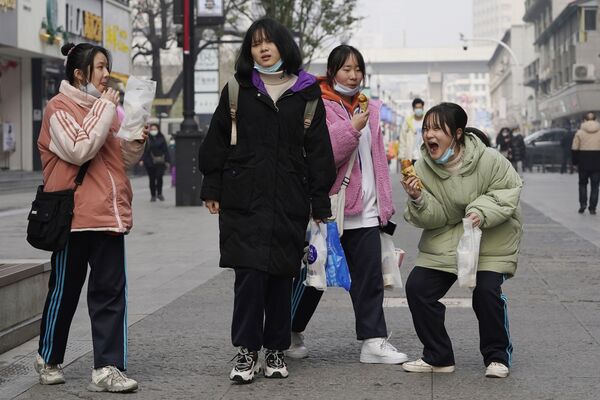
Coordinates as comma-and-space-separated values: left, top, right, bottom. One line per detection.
572, 64, 595, 82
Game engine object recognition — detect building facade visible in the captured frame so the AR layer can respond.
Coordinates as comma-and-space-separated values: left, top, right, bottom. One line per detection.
0, 0, 131, 171
488, 24, 536, 132
523, 0, 600, 129
473, 0, 526, 43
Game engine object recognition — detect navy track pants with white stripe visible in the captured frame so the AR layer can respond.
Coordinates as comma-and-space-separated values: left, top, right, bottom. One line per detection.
405, 267, 513, 367
38, 232, 128, 370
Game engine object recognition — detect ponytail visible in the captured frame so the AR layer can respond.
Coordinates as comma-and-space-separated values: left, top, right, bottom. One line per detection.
465, 127, 491, 147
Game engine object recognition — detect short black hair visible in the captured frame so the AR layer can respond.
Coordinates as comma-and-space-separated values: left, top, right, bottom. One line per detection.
412, 98, 425, 108
61, 42, 111, 86
585, 112, 596, 121
235, 18, 302, 80
326, 45, 366, 87
423, 102, 468, 145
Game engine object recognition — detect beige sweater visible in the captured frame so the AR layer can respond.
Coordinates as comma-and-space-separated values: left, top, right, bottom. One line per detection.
260, 72, 298, 102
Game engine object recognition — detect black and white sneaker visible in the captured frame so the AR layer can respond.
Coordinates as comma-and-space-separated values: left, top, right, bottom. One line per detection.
230, 347, 260, 383
264, 349, 289, 379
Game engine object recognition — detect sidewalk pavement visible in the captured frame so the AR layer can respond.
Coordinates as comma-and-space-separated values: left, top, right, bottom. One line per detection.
2, 171, 600, 399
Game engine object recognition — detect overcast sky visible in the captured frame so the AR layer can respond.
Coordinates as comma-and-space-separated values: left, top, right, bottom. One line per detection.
349, 0, 473, 49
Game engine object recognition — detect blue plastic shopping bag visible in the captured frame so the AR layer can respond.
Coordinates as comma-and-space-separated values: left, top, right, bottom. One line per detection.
324, 222, 351, 291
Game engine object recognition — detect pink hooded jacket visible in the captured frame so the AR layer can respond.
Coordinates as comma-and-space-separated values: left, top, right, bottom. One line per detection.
320, 82, 395, 225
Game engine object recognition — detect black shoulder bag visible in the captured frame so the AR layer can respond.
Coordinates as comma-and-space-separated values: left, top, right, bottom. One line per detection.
26, 161, 91, 251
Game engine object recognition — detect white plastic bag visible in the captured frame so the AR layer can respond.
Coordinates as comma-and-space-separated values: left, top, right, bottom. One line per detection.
381, 233, 403, 290
117, 76, 157, 141
304, 221, 327, 291
456, 218, 482, 288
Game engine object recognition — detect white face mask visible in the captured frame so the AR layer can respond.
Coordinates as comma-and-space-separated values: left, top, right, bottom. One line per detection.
81, 82, 102, 98
333, 80, 361, 97
149, 129, 159, 136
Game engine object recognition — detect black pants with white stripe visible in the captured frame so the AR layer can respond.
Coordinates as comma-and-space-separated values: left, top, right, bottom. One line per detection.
38, 232, 128, 370
291, 227, 388, 340
405, 267, 513, 367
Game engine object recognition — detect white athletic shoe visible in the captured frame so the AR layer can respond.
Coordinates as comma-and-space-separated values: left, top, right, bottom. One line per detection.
34, 354, 65, 385
230, 347, 261, 383
264, 349, 289, 378
485, 362, 510, 378
286, 332, 309, 359
359, 337, 409, 364
87, 366, 138, 393
402, 358, 455, 373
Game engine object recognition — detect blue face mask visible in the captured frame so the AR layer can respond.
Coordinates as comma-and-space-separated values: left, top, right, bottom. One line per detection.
333, 80, 361, 97
254, 59, 283, 74
434, 138, 455, 165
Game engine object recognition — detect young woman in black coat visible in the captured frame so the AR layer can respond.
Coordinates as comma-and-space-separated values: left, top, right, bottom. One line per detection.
141, 123, 170, 201
198, 18, 336, 383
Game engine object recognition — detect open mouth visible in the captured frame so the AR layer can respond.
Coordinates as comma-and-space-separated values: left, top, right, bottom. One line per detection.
427, 142, 439, 153
261, 55, 271, 61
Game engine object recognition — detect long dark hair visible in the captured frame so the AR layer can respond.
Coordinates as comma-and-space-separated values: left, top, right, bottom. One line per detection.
235, 18, 302, 80
422, 102, 490, 146
61, 42, 111, 86
325, 45, 366, 87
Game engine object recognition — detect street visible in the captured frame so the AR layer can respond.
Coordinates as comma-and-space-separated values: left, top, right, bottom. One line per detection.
1, 171, 599, 399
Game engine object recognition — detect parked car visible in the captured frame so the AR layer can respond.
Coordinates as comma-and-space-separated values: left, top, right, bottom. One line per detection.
524, 128, 569, 171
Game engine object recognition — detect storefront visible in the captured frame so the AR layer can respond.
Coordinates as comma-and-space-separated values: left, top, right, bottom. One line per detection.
0, 0, 131, 171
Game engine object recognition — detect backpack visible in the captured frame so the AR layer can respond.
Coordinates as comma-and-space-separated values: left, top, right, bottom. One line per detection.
227, 77, 318, 146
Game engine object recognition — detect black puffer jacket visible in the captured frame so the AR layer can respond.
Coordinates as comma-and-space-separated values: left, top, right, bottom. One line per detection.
199, 71, 336, 277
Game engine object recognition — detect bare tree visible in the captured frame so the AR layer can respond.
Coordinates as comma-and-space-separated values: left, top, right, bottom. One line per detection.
131, 0, 360, 114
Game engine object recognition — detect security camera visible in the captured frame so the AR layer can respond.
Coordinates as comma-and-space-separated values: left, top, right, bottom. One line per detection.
463, 45, 468, 51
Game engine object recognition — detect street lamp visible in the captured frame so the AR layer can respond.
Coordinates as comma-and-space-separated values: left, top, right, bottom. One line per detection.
459, 33, 521, 66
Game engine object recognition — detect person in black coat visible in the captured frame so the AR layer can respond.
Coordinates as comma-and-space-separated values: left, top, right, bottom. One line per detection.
198, 18, 336, 383
141, 123, 170, 201
510, 127, 526, 174
495, 127, 513, 160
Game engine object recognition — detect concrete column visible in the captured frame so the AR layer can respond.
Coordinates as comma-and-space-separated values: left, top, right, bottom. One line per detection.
20, 58, 32, 171
428, 71, 443, 105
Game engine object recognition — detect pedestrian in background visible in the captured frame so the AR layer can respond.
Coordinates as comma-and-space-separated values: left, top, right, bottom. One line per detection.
399, 98, 425, 163
141, 123, 170, 202
572, 112, 600, 215
495, 127, 512, 161
35, 42, 143, 393
510, 126, 526, 175
401, 102, 522, 379
198, 18, 336, 383
288, 45, 408, 365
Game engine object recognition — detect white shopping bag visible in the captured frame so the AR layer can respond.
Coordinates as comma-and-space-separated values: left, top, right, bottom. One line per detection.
456, 218, 482, 288
117, 76, 157, 141
381, 233, 403, 290
304, 221, 327, 291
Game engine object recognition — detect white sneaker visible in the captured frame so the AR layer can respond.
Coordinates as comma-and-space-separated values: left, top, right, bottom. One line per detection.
264, 349, 289, 378
286, 332, 309, 359
230, 347, 261, 383
34, 354, 65, 385
402, 358, 455, 373
87, 366, 138, 393
359, 337, 409, 364
485, 362, 509, 378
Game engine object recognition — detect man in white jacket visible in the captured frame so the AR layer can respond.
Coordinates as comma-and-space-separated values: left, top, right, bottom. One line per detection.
399, 98, 425, 162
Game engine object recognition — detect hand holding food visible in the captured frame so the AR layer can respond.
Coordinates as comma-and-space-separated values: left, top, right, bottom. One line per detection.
401, 159, 422, 189
358, 93, 369, 113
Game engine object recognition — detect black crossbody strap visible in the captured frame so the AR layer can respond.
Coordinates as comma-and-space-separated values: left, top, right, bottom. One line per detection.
74, 161, 91, 188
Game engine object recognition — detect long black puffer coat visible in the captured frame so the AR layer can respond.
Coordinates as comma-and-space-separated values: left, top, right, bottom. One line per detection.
199, 71, 336, 277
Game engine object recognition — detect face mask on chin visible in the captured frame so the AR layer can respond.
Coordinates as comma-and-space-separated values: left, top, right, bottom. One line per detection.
254, 59, 284, 74
81, 81, 102, 98
333, 80, 361, 97
433, 138, 456, 165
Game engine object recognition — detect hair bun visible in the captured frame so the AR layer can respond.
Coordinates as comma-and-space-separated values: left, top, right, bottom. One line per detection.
61, 43, 76, 56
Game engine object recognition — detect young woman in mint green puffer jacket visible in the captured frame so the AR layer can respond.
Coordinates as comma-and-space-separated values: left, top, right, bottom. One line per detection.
400, 102, 523, 379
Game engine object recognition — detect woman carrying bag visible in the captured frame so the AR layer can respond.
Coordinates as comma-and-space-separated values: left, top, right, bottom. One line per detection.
34, 42, 144, 392
288, 45, 407, 365
198, 18, 336, 383
141, 123, 170, 201
401, 102, 523, 378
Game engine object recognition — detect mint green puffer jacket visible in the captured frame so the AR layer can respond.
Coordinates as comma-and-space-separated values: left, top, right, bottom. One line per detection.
404, 133, 523, 276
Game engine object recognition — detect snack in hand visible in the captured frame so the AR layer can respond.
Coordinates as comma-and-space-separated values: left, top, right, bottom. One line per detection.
401, 159, 422, 189
358, 93, 369, 113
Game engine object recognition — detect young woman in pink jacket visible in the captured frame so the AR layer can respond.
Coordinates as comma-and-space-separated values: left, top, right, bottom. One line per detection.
34, 42, 144, 393
288, 45, 407, 364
